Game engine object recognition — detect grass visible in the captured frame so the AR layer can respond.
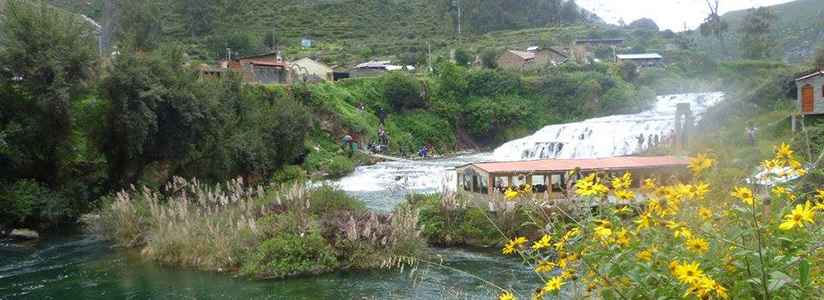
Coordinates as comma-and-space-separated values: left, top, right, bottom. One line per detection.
90, 177, 425, 278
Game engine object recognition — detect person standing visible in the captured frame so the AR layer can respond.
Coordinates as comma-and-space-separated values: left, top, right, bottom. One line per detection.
669, 129, 677, 148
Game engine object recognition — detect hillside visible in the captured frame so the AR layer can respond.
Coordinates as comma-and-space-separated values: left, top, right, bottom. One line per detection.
691, 0, 824, 63
41, 0, 596, 63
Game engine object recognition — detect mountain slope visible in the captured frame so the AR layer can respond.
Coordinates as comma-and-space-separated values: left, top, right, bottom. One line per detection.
692, 0, 824, 63
40, 0, 595, 62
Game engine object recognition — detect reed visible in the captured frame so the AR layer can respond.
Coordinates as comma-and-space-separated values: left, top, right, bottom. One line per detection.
91, 177, 425, 277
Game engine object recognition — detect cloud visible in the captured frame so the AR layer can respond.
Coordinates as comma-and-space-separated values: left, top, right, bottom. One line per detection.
576, 0, 794, 31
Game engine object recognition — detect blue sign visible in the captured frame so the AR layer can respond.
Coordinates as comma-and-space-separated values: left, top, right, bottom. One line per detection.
301, 39, 312, 47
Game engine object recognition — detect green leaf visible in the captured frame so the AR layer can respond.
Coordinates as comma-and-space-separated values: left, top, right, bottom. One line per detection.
768, 270, 796, 292
800, 259, 810, 287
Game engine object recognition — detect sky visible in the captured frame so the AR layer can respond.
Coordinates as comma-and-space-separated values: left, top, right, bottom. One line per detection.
575, 0, 795, 31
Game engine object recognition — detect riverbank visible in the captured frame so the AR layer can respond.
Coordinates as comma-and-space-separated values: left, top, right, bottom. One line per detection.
88, 178, 425, 279
0, 233, 541, 299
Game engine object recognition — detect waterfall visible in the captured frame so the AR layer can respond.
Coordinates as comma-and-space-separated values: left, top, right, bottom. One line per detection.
492, 92, 724, 160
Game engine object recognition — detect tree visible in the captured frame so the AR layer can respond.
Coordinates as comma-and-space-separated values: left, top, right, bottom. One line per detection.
383, 72, 425, 111
815, 44, 824, 69
738, 7, 777, 60
698, 0, 729, 59
114, 0, 161, 51
454, 47, 473, 67
0, 1, 97, 186
629, 18, 659, 31
98, 48, 221, 187
359, 48, 373, 61
179, 0, 220, 37
480, 49, 499, 69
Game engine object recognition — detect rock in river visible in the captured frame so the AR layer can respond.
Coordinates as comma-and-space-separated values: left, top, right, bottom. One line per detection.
9, 229, 40, 240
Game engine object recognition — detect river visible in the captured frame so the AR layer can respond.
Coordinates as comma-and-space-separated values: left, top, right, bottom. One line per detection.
0, 93, 723, 299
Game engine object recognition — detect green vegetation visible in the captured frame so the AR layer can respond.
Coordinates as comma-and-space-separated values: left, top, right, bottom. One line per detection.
91, 179, 424, 278
404, 193, 535, 247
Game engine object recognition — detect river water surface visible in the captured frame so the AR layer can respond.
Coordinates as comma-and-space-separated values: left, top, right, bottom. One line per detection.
0, 93, 723, 299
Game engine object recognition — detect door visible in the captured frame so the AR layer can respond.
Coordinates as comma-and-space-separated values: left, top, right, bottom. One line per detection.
802, 85, 815, 113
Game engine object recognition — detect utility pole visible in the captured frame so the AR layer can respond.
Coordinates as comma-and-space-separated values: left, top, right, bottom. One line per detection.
452, 0, 461, 42
427, 41, 432, 72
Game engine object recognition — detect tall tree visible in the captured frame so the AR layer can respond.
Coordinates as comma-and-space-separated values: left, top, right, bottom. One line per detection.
0, 1, 97, 186
698, 0, 729, 59
114, 0, 161, 51
179, 0, 220, 37
738, 7, 777, 60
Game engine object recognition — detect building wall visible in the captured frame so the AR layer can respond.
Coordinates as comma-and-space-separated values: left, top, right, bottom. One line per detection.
497, 51, 526, 71
350, 68, 387, 78
797, 75, 824, 115
291, 58, 334, 81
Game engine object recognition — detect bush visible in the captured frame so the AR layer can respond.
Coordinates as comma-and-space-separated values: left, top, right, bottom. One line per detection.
324, 156, 355, 179
383, 72, 425, 111
243, 229, 339, 278
309, 185, 365, 215
0, 179, 71, 228
271, 165, 307, 184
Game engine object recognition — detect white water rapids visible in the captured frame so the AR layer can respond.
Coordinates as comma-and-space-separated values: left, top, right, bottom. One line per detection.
334, 92, 725, 210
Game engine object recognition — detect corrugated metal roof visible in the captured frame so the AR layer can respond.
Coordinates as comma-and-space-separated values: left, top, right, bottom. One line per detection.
506, 50, 535, 60
616, 53, 663, 60
250, 60, 288, 67
796, 70, 824, 82
466, 156, 690, 174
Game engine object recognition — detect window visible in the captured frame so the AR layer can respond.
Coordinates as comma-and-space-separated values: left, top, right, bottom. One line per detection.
551, 174, 564, 192
494, 176, 509, 193
462, 174, 472, 191
472, 176, 480, 193
532, 175, 547, 193
478, 176, 489, 194
512, 175, 527, 190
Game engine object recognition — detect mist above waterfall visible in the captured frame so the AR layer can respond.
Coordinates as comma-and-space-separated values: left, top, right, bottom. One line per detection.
334, 93, 724, 207
492, 92, 725, 160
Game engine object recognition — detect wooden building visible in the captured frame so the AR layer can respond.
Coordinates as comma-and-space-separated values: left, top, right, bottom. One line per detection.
616, 53, 663, 68
796, 70, 824, 115
456, 156, 689, 210
496, 47, 567, 72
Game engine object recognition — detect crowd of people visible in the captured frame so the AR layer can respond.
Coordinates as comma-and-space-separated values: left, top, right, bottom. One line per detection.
635, 129, 678, 152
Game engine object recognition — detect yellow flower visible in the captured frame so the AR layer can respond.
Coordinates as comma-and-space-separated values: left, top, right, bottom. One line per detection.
771, 185, 786, 195
532, 235, 552, 250
612, 205, 630, 214
615, 190, 635, 201
676, 182, 709, 201
699, 206, 712, 219
815, 190, 824, 201
700, 278, 729, 300
779, 201, 816, 230
775, 143, 793, 160
688, 153, 715, 175
642, 178, 657, 190
674, 227, 693, 239
685, 237, 709, 254
504, 188, 520, 201
672, 261, 705, 284
575, 174, 608, 197
614, 229, 630, 247
636, 247, 657, 262
593, 219, 613, 239
611, 172, 632, 190
503, 236, 528, 254
535, 260, 555, 272
634, 212, 651, 231
730, 186, 756, 206
499, 291, 515, 300
544, 276, 566, 293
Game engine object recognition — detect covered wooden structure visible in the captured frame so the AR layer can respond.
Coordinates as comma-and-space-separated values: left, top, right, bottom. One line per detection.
456, 156, 690, 206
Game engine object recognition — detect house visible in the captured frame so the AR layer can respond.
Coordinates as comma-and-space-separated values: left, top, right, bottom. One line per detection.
573, 38, 625, 46
496, 47, 567, 71
288, 58, 334, 81
234, 52, 290, 84
796, 70, 824, 115
616, 53, 663, 68
350, 61, 415, 78
330, 64, 350, 81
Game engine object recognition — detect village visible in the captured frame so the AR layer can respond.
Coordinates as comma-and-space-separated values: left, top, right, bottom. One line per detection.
198, 37, 663, 84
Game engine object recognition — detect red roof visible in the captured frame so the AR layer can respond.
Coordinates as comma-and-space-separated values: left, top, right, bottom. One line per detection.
250, 60, 288, 67
466, 156, 690, 174
796, 70, 824, 82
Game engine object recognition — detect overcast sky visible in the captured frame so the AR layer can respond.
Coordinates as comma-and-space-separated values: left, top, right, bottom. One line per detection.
575, 0, 795, 31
